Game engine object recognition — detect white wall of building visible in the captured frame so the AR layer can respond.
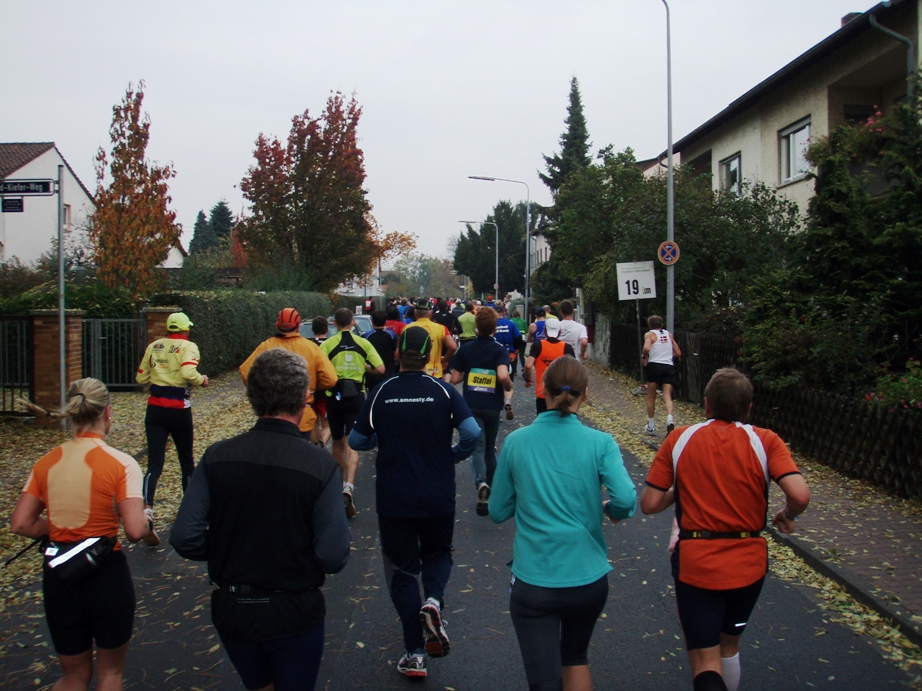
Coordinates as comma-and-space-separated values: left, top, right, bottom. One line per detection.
677, 4, 918, 214
533, 233, 551, 271
161, 244, 186, 269
0, 148, 94, 265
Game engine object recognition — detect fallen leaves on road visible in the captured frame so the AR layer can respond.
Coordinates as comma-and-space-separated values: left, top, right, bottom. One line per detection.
0, 372, 253, 611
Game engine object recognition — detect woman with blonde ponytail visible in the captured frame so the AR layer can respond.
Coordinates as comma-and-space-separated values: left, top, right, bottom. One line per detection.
489, 356, 637, 691
10, 378, 153, 690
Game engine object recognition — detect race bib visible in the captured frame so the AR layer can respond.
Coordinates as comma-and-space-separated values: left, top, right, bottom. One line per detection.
467, 368, 497, 393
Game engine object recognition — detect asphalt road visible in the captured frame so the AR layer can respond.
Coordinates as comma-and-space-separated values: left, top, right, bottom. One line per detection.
0, 382, 916, 690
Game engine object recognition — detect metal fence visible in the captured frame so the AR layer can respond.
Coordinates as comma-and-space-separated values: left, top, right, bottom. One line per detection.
83, 319, 146, 390
0, 317, 32, 414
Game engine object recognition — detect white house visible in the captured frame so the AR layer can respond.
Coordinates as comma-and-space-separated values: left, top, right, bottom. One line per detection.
653, 1, 920, 213
1, 141, 187, 269
0, 142, 94, 265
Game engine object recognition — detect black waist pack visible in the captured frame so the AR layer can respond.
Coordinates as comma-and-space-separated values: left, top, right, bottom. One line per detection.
44, 536, 116, 584
337, 378, 360, 399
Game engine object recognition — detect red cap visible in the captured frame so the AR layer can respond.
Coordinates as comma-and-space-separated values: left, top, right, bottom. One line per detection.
276, 308, 301, 333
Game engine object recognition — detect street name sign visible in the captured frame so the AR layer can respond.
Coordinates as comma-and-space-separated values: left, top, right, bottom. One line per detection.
0, 179, 54, 196
616, 261, 657, 301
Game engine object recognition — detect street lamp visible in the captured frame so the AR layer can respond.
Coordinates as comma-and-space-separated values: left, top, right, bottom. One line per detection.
468, 176, 531, 318
659, 0, 675, 334
458, 220, 498, 300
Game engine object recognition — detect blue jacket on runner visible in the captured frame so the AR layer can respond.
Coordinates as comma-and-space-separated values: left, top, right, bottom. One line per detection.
489, 411, 636, 588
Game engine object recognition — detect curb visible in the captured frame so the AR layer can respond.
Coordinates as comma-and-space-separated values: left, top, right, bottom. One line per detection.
767, 527, 922, 648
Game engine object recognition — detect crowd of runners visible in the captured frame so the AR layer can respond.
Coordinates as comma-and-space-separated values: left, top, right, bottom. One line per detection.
9, 297, 809, 691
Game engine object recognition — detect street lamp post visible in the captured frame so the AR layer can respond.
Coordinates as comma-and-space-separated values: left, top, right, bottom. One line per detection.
660, 0, 675, 334
459, 220, 498, 299
468, 176, 531, 318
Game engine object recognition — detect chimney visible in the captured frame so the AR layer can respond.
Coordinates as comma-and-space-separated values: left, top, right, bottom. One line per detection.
841, 12, 863, 26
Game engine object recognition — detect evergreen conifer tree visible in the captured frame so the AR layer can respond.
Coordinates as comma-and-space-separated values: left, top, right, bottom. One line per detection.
539, 76, 592, 195
188, 210, 215, 254
209, 200, 235, 241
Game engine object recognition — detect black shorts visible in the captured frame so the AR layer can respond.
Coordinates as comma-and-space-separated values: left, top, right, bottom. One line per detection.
43, 550, 136, 655
510, 574, 608, 685
645, 362, 677, 387
675, 576, 765, 650
326, 392, 365, 440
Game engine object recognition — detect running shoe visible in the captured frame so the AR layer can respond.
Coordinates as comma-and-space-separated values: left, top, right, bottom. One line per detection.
504, 402, 514, 420
343, 487, 356, 519
420, 598, 450, 657
666, 422, 675, 435
476, 482, 491, 516
397, 651, 427, 678
142, 508, 161, 547
644, 424, 656, 436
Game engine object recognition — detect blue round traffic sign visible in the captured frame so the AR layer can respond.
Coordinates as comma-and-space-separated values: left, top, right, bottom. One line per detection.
658, 241, 680, 265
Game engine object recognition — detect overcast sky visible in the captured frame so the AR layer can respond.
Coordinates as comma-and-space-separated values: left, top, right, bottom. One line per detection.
5, 0, 874, 259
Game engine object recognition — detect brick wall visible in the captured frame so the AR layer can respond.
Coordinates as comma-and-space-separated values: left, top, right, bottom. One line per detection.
145, 307, 180, 344
29, 309, 85, 418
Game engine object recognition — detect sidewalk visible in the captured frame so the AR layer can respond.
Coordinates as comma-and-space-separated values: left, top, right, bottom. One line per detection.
580, 361, 922, 649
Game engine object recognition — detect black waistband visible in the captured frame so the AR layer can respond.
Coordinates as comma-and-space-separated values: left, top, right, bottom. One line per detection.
678, 529, 762, 540
216, 583, 317, 595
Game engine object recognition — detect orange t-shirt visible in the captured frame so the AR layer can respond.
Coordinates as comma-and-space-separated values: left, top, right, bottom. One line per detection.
646, 419, 800, 589
533, 339, 568, 399
23, 433, 143, 550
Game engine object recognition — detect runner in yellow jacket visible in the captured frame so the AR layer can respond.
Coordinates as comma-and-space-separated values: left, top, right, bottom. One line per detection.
135, 312, 208, 522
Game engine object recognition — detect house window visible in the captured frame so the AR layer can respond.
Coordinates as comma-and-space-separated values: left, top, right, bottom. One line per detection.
63, 204, 72, 231
686, 150, 712, 179
720, 153, 741, 196
780, 118, 811, 183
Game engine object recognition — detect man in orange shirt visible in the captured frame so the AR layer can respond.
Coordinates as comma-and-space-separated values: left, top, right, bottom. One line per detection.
239, 308, 339, 439
641, 368, 809, 691
523, 318, 575, 414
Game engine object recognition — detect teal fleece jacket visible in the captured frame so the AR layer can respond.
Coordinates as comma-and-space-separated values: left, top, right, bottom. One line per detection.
489, 411, 637, 588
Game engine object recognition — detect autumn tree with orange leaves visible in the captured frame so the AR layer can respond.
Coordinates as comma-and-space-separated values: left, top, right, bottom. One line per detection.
239, 91, 413, 292
90, 81, 180, 299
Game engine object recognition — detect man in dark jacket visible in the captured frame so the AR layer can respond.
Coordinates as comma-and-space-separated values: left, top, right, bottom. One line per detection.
349, 326, 480, 679
364, 310, 397, 390
171, 348, 350, 691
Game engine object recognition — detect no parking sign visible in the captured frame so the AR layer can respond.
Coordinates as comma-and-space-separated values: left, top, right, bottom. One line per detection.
658, 241, 680, 265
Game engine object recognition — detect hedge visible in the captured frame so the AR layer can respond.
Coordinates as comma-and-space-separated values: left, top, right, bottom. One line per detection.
148, 290, 333, 376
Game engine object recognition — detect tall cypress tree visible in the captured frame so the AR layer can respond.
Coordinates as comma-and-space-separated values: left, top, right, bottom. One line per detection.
209, 200, 235, 241
188, 210, 215, 254
539, 76, 592, 195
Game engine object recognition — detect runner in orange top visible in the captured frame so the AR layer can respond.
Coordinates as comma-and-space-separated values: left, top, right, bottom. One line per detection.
239, 307, 339, 438
523, 318, 575, 414
641, 368, 809, 691
10, 378, 154, 690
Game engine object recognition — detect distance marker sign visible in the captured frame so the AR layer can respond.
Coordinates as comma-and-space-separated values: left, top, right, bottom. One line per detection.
616, 261, 656, 301
658, 241, 680, 265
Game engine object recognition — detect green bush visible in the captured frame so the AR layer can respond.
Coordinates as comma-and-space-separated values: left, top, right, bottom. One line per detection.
148, 290, 332, 375
867, 358, 922, 414
0, 280, 137, 317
